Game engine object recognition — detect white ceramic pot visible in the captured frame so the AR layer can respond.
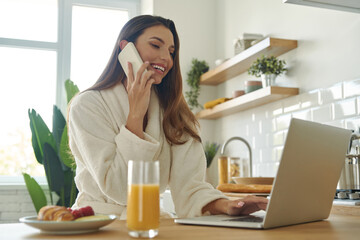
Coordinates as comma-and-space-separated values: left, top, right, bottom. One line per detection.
261, 74, 277, 87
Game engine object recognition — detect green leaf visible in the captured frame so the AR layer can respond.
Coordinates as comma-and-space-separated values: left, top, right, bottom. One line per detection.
52, 105, 66, 149
43, 143, 65, 193
28, 109, 57, 164
22, 173, 47, 213
65, 79, 80, 104
204, 142, 220, 168
248, 55, 287, 77
69, 171, 78, 207
59, 126, 76, 169
185, 58, 209, 110
63, 169, 77, 207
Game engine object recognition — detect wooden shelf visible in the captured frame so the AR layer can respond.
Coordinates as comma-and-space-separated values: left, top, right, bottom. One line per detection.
200, 37, 298, 86
196, 86, 299, 119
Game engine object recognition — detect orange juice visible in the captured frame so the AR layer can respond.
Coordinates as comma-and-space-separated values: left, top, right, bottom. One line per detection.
127, 184, 160, 231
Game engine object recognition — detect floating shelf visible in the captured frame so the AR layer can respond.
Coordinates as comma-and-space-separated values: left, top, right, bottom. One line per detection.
195, 86, 299, 119
200, 37, 298, 86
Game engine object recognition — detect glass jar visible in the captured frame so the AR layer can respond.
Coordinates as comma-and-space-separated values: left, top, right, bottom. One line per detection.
229, 157, 250, 180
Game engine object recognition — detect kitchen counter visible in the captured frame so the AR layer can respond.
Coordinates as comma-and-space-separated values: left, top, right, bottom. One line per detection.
1, 214, 360, 240
223, 192, 360, 216
331, 204, 360, 216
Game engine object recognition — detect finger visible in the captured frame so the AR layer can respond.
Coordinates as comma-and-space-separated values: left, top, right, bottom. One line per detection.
145, 78, 155, 90
245, 196, 268, 203
257, 202, 268, 210
136, 61, 150, 84
127, 62, 135, 85
141, 70, 155, 88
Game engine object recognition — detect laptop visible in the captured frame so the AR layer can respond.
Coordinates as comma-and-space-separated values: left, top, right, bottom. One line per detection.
175, 118, 352, 229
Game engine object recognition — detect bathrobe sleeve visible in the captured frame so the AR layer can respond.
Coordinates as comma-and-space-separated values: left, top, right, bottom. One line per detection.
169, 136, 227, 218
68, 91, 160, 204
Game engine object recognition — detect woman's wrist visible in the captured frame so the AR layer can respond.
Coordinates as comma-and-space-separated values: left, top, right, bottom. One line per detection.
126, 114, 144, 139
202, 198, 229, 215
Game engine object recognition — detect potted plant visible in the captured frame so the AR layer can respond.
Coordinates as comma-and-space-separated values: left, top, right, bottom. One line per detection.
204, 142, 220, 168
185, 58, 209, 111
23, 79, 79, 213
248, 55, 287, 87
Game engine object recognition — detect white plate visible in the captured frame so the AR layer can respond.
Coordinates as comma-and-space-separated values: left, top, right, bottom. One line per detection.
19, 214, 117, 235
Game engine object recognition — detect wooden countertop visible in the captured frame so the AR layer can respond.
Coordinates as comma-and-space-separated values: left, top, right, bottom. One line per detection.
1, 214, 360, 240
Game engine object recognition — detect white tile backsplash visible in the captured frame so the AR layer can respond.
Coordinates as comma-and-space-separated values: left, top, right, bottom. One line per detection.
324, 119, 345, 129
312, 104, 333, 122
300, 90, 320, 109
333, 98, 357, 120
273, 131, 285, 146
283, 96, 300, 113
320, 82, 343, 105
275, 114, 292, 131
345, 117, 360, 131
292, 109, 312, 121
344, 78, 360, 98
217, 78, 360, 178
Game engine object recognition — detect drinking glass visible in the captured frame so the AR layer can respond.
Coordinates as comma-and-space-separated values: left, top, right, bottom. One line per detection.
127, 160, 160, 238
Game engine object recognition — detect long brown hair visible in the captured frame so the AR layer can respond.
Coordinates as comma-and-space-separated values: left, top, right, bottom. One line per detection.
87, 15, 200, 145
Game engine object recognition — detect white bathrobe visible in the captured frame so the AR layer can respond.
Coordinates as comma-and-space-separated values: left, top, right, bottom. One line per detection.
68, 82, 226, 219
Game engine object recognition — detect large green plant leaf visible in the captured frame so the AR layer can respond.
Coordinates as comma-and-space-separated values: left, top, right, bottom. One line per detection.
65, 79, 80, 104
59, 126, 76, 169
22, 173, 47, 213
52, 105, 66, 149
28, 109, 57, 164
62, 169, 78, 207
43, 143, 65, 193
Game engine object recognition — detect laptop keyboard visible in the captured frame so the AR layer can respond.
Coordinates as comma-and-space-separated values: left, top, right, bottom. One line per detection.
223, 216, 264, 223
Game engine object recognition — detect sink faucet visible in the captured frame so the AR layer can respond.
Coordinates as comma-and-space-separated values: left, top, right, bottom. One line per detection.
220, 137, 253, 177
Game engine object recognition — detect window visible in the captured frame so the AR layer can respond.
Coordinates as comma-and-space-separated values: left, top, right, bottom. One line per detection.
0, 0, 139, 182
71, 5, 129, 90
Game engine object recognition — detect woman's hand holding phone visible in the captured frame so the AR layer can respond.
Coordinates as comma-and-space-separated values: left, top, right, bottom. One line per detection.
125, 61, 155, 139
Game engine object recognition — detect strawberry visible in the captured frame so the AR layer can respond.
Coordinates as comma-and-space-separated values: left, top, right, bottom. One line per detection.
71, 209, 84, 219
80, 206, 95, 216
71, 206, 94, 219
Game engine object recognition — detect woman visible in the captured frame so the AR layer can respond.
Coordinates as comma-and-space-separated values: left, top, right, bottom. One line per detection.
68, 15, 267, 219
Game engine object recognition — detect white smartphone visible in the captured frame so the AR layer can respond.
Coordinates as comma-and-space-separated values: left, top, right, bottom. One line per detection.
118, 42, 147, 78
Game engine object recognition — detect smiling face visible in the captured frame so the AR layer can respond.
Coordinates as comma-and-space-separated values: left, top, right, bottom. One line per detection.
134, 25, 175, 85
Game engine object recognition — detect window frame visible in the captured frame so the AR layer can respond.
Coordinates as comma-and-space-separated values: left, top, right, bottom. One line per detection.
0, 0, 140, 184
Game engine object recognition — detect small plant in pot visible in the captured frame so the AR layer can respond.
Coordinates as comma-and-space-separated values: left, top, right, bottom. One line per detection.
204, 142, 220, 168
185, 58, 209, 111
248, 55, 287, 87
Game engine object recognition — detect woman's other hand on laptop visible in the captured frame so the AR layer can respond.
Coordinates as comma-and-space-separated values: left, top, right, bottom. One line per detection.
202, 196, 268, 216
227, 196, 268, 216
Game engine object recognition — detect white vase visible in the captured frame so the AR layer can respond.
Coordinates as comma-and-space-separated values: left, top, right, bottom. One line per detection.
261, 74, 277, 87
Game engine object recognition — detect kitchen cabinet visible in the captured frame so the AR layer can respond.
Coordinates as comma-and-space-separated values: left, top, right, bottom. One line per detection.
196, 37, 298, 120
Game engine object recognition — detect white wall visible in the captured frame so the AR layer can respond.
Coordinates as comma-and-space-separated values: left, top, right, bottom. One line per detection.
211, 0, 360, 180
153, 0, 360, 183
215, 0, 360, 93
151, 0, 219, 143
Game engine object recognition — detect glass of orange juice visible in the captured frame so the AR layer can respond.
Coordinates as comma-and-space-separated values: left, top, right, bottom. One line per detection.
127, 160, 160, 238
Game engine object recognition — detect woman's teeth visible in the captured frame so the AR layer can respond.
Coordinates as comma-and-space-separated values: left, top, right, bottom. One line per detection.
152, 64, 165, 72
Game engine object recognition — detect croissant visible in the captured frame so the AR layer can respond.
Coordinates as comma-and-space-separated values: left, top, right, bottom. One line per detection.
37, 205, 74, 221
